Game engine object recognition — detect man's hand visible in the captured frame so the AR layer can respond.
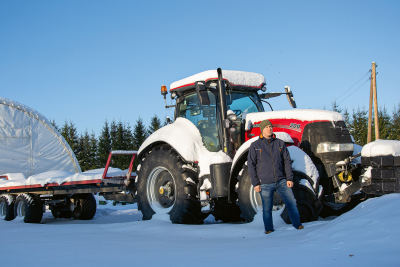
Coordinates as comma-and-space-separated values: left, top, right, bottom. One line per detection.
287, 181, 293, 188
254, 185, 261, 192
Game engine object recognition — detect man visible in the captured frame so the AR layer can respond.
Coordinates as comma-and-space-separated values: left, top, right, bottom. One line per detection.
247, 120, 303, 234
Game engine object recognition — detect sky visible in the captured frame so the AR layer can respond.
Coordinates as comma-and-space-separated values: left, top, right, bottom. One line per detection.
1, 0, 399, 136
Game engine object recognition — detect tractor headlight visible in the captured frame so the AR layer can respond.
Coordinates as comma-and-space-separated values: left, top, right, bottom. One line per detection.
316, 143, 353, 153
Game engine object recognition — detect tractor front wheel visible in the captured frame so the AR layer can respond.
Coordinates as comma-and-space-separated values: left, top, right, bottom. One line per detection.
136, 146, 203, 224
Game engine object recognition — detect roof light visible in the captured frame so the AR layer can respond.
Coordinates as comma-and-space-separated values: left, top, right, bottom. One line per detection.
161, 85, 168, 96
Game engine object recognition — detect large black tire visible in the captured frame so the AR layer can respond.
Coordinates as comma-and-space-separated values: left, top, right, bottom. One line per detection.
14, 193, 43, 223
280, 171, 323, 224
0, 194, 16, 221
236, 164, 322, 224
236, 164, 261, 222
136, 146, 203, 224
71, 193, 97, 220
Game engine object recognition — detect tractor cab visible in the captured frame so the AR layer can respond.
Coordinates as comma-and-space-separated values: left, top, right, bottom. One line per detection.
164, 70, 267, 154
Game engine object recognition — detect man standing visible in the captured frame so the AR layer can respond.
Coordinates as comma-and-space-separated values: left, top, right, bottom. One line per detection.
247, 120, 303, 234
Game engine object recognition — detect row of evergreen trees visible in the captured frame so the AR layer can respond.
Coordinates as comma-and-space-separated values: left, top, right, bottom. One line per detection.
53, 115, 166, 172
332, 101, 400, 146
55, 102, 400, 172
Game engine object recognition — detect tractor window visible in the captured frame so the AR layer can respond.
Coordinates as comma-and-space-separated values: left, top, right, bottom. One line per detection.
226, 92, 264, 150
226, 91, 264, 118
177, 92, 220, 152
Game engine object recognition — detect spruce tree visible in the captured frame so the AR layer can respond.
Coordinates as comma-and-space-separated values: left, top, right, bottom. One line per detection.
331, 100, 342, 114
89, 131, 99, 169
98, 120, 112, 167
350, 106, 369, 146
77, 130, 91, 172
133, 117, 148, 150
148, 114, 162, 135
376, 106, 392, 140
389, 102, 400, 140
61, 120, 79, 156
133, 117, 148, 171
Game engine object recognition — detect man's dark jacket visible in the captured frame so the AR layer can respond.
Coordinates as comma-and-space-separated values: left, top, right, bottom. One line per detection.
247, 135, 293, 187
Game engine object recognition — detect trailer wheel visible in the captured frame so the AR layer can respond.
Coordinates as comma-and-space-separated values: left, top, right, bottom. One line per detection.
280, 171, 322, 224
72, 193, 96, 220
136, 146, 203, 224
14, 193, 43, 223
0, 194, 16, 221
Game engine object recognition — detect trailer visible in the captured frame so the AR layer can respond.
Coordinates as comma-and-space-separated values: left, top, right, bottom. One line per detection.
0, 151, 137, 223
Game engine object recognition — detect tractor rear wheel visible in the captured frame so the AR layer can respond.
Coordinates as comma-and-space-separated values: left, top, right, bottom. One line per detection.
280, 171, 322, 223
236, 164, 262, 222
236, 164, 321, 224
136, 146, 203, 224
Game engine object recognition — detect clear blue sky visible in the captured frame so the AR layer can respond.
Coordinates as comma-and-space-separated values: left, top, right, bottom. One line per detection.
1, 0, 399, 136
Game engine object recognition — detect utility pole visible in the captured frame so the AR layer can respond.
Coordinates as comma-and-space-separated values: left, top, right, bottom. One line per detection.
367, 68, 373, 143
367, 62, 379, 143
372, 62, 379, 139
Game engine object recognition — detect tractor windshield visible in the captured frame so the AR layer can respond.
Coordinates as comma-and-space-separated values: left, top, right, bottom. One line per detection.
226, 91, 264, 117
226, 91, 264, 150
177, 91, 220, 152
176, 90, 264, 152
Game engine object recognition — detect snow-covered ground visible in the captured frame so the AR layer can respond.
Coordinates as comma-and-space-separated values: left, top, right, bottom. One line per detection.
2, 194, 399, 266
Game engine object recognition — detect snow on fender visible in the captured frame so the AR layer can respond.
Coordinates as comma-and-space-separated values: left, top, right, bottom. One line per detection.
138, 118, 232, 178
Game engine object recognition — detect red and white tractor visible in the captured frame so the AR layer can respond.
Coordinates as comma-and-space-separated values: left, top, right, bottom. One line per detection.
133, 68, 381, 224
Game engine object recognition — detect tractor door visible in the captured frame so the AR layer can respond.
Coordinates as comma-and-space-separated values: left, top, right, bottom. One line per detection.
176, 91, 221, 152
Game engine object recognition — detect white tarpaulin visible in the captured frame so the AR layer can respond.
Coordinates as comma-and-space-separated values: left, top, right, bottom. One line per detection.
0, 97, 81, 177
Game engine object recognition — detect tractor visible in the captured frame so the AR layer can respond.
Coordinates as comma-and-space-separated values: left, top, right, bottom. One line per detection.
134, 68, 368, 224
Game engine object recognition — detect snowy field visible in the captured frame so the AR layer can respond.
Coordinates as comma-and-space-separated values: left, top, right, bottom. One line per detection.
1, 194, 399, 267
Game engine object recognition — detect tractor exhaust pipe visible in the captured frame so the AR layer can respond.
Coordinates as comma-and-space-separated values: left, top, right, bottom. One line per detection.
217, 68, 232, 157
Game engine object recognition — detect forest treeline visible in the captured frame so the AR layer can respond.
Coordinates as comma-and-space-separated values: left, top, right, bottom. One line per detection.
52, 115, 166, 172
54, 102, 400, 172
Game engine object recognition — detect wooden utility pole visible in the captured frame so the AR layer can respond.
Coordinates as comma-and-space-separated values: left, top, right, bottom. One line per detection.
367, 68, 373, 143
372, 62, 379, 139
367, 62, 379, 143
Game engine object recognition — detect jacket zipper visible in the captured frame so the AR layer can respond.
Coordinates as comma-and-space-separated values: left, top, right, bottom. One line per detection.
268, 141, 277, 183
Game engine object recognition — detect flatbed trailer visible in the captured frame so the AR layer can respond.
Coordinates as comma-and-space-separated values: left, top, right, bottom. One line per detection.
0, 151, 137, 223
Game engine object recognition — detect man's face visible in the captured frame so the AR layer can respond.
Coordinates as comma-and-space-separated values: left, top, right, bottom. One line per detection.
262, 125, 273, 138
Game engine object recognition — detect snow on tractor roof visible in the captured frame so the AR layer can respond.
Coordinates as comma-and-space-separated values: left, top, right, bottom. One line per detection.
244, 109, 345, 130
170, 70, 266, 92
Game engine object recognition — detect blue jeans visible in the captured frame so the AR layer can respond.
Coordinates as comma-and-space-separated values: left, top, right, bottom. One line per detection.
260, 179, 302, 232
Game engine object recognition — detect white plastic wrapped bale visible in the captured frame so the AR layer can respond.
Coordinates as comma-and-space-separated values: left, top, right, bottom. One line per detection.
361, 140, 400, 157
0, 97, 81, 177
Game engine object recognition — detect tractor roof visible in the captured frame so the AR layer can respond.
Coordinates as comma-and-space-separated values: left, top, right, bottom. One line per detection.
170, 70, 266, 92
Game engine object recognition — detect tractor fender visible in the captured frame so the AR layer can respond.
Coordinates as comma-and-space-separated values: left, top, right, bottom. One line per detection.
138, 118, 231, 178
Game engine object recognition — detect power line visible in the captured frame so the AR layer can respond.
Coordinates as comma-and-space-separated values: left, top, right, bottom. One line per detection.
335, 70, 371, 102
340, 78, 370, 101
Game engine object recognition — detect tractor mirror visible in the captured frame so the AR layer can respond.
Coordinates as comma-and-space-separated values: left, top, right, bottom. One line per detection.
195, 81, 210, 105
285, 86, 297, 108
